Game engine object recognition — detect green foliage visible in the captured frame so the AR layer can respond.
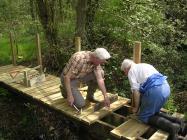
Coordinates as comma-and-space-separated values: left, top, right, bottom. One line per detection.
0, 34, 38, 65
0, 0, 186, 113
164, 93, 178, 113
0, 87, 10, 97
185, 112, 187, 120
90, 0, 187, 95
0, 37, 12, 65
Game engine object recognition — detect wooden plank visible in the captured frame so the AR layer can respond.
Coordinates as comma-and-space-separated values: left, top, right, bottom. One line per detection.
0, 65, 25, 73
1, 67, 38, 83
28, 77, 60, 91
0, 65, 26, 81
23, 76, 60, 92
0, 64, 13, 69
40, 92, 62, 102
0, 73, 11, 81
26, 80, 60, 95
0, 65, 15, 73
97, 120, 115, 129
9, 75, 59, 92
76, 103, 96, 119
111, 119, 149, 140
82, 97, 129, 125
50, 99, 84, 121
29, 87, 61, 101
94, 94, 118, 111
48, 96, 97, 120
149, 130, 168, 140
1, 66, 41, 82
46, 98, 66, 105
24, 84, 61, 100
51, 98, 93, 116
1, 65, 143, 126
33, 85, 61, 99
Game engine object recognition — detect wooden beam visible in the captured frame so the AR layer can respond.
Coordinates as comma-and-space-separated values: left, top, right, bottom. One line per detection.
149, 130, 168, 140
132, 41, 141, 107
110, 119, 149, 139
133, 41, 141, 64
75, 37, 81, 52
23, 70, 29, 87
9, 32, 16, 66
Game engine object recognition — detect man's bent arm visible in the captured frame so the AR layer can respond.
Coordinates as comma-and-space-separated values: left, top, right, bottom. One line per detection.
132, 90, 140, 113
63, 71, 73, 98
94, 69, 107, 97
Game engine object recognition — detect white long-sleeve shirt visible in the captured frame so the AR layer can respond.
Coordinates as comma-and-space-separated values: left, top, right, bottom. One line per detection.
128, 63, 159, 92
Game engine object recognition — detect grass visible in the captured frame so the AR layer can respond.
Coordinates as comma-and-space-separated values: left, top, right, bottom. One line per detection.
0, 35, 38, 65
0, 36, 12, 65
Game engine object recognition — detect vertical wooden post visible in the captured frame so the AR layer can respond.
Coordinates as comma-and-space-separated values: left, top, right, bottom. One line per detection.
75, 37, 81, 52
133, 41, 141, 64
132, 41, 141, 108
23, 70, 28, 87
36, 33, 43, 74
75, 36, 82, 87
9, 32, 16, 66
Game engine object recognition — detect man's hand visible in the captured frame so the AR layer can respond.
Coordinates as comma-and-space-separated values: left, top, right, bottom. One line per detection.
67, 94, 74, 106
104, 95, 110, 108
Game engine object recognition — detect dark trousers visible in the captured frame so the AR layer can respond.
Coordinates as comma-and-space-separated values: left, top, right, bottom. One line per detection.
60, 72, 97, 108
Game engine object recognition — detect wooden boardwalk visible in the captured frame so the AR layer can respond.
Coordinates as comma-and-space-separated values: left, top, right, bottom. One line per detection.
0, 65, 186, 140
0, 65, 129, 124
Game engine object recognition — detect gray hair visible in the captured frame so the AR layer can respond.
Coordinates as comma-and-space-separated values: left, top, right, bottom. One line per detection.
94, 48, 111, 60
121, 59, 135, 71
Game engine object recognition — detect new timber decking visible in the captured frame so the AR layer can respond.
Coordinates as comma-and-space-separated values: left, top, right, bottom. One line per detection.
0, 65, 129, 125
0, 65, 186, 140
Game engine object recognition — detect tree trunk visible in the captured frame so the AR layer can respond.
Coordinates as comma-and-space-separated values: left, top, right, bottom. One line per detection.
85, 0, 100, 48
75, 0, 87, 40
30, 0, 36, 20
35, 0, 59, 47
58, 0, 64, 22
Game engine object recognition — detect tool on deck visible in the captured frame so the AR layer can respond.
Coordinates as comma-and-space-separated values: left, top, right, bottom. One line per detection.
73, 104, 82, 114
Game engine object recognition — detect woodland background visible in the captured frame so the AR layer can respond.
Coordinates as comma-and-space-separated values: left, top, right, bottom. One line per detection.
0, 0, 186, 139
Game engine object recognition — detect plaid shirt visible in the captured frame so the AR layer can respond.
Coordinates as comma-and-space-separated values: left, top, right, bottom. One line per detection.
63, 51, 103, 79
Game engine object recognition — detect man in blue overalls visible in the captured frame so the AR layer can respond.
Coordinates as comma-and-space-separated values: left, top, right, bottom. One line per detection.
121, 59, 186, 140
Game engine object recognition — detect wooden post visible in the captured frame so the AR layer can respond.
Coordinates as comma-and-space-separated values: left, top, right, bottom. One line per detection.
9, 32, 16, 65
75, 37, 81, 52
133, 41, 141, 64
36, 33, 43, 74
23, 70, 28, 87
132, 41, 141, 107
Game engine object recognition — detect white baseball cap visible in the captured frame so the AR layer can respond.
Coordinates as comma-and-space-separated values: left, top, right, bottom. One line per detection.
94, 48, 111, 60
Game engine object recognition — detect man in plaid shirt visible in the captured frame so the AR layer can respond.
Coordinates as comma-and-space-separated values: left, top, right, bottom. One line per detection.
60, 48, 111, 109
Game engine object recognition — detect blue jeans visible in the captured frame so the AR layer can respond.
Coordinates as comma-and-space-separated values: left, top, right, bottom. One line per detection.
138, 80, 170, 123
